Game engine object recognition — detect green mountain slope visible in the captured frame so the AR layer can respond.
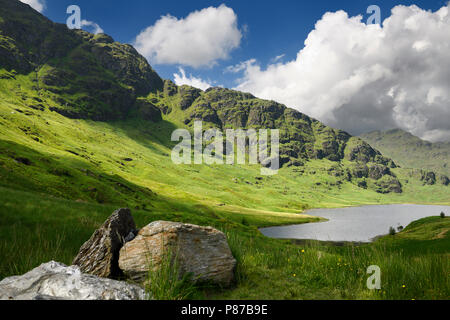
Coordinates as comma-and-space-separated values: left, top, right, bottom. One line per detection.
361, 129, 450, 180
0, 0, 449, 300
0, 0, 448, 212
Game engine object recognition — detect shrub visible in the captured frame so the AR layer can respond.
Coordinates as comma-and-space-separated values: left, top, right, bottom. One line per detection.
389, 226, 396, 236
440, 212, 446, 218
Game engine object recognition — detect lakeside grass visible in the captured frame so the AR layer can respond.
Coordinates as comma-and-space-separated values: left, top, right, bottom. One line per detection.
0, 186, 448, 300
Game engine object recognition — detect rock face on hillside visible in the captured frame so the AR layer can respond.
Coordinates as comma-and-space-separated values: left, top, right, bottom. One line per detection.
0, 0, 410, 193
118, 221, 236, 286
0, 261, 146, 300
0, 0, 163, 121
72, 208, 137, 278
149, 84, 403, 191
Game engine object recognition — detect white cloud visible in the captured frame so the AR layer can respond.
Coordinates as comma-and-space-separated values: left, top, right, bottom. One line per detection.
134, 5, 242, 68
81, 20, 104, 35
234, 5, 450, 142
224, 59, 256, 74
20, 0, 45, 12
173, 68, 213, 90
271, 54, 286, 63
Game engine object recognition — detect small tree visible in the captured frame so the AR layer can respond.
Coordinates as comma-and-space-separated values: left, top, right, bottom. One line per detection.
397, 226, 404, 232
389, 226, 396, 236
441, 212, 446, 218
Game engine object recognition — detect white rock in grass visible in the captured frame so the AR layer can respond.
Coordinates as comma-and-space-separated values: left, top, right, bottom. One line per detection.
0, 261, 147, 300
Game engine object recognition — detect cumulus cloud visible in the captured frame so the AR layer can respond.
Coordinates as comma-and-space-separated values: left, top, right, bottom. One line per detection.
20, 0, 45, 12
81, 20, 104, 35
173, 68, 213, 90
234, 5, 450, 142
134, 5, 242, 68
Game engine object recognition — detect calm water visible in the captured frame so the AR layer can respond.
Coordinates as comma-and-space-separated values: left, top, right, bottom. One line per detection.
260, 204, 450, 242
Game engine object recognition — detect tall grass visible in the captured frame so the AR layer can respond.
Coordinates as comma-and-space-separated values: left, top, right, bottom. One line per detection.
0, 224, 70, 276
0, 186, 448, 300
144, 245, 198, 300
223, 229, 449, 300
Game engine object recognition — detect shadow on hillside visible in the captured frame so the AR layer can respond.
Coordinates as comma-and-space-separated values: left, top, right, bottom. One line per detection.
109, 118, 180, 152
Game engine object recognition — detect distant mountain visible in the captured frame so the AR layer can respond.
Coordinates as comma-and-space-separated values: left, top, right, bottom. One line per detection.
361, 129, 450, 177
0, 0, 411, 195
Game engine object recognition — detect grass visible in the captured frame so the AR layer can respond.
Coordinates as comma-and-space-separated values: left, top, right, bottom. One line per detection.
0, 70, 449, 300
0, 186, 448, 300
144, 246, 198, 300
216, 219, 449, 300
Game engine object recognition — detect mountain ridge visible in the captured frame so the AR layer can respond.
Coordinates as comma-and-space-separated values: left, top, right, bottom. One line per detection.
361, 128, 450, 178
1, 0, 449, 206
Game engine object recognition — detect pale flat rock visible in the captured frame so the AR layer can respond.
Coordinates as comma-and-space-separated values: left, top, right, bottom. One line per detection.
73, 208, 137, 278
0, 261, 147, 300
118, 221, 236, 286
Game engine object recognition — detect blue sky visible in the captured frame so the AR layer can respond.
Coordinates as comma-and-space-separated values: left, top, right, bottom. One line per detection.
38, 0, 446, 87
23, 0, 450, 141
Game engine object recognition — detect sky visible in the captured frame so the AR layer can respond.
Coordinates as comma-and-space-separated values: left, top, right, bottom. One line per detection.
19, 0, 450, 142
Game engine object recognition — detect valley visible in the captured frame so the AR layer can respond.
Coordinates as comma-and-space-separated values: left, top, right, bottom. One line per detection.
0, 0, 449, 300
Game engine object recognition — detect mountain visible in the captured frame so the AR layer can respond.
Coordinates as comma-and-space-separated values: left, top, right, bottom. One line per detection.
0, 0, 163, 121
1, 0, 449, 300
0, 0, 449, 213
361, 129, 450, 181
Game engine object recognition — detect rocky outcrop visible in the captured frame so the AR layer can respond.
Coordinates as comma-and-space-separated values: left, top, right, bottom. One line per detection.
374, 176, 402, 194
421, 171, 436, 185
164, 79, 178, 97
0, 261, 146, 300
135, 99, 163, 122
118, 221, 236, 286
0, 0, 163, 121
346, 140, 379, 164
351, 164, 369, 178
368, 164, 391, 180
439, 174, 450, 186
179, 85, 202, 110
72, 208, 137, 278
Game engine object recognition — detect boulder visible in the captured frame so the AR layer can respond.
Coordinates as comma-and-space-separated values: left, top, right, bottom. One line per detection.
72, 208, 137, 278
0, 261, 146, 300
119, 221, 236, 286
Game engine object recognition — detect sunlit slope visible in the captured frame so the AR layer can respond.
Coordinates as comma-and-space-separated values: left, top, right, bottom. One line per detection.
1, 75, 449, 219
361, 129, 450, 177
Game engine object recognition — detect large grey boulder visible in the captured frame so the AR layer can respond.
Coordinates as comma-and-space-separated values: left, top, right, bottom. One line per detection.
0, 261, 146, 300
72, 208, 137, 278
118, 221, 236, 286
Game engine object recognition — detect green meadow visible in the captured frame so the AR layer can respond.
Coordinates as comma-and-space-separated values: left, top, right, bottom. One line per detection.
0, 75, 449, 300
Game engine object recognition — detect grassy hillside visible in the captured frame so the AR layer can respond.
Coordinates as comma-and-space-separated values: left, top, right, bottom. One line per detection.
361, 129, 450, 177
